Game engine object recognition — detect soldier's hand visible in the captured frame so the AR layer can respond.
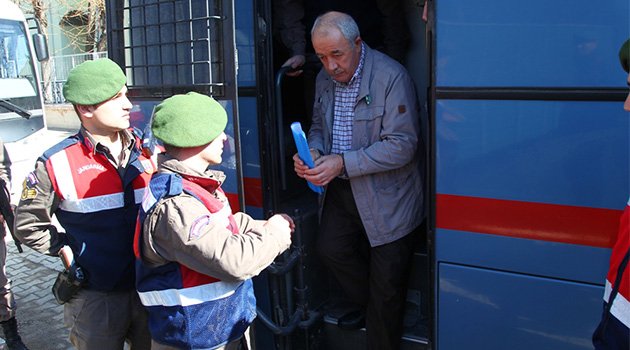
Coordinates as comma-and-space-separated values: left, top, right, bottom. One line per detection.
276, 213, 295, 233
263, 214, 293, 238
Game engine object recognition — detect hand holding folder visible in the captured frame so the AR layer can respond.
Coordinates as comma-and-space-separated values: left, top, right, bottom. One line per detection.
290, 122, 324, 194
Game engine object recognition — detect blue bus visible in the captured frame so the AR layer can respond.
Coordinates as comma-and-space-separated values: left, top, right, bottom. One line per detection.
433, 1, 628, 349
105, 0, 629, 349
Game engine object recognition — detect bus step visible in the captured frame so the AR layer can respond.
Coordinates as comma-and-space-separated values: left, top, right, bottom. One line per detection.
319, 318, 430, 350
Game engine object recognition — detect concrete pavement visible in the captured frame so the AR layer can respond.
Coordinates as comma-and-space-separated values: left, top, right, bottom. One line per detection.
5, 240, 71, 349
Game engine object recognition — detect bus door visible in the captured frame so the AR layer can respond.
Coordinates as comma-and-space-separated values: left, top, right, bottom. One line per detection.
106, 0, 244, 210
260, 0, 434, 348
244, 1, 325, 348
0, 0, 47, 142
433, 1, 629, 349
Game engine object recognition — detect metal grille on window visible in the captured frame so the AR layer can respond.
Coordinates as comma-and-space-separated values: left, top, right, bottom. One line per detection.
120, 0, 225, 97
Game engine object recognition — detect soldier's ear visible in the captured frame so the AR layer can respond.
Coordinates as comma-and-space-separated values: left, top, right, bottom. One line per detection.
75, 104, 96, 119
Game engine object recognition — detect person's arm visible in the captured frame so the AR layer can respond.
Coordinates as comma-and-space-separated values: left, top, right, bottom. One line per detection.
273, 0, 306, 73
0, 140, 10, 225
14, 160, 67, 255
146, 194, 291, 282
276, 0, 305, 57
0, 139, 11, 185
343, 69, 421, 177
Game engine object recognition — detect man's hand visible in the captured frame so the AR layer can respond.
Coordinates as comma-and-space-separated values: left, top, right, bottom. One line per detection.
0, 213, 4, 225
281, 54, 305, 77
302, 154, 344, 187
292, 149, 321, 178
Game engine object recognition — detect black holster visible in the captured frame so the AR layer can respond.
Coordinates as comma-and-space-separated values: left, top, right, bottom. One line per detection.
52, 264, 86, 305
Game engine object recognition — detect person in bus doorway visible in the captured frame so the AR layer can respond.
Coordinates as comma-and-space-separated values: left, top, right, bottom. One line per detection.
136, 92, 293, 350
0, 139, 29, 350
293, 11, 424, 350
273, 0, 412, 132
274, 0, 411, 68
592, 38, 630, 350
273, 0, 307, 76
13, 58, 153, 350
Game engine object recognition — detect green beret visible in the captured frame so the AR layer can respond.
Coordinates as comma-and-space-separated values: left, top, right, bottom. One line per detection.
63, 58, 126, 105
619, 39, 630, 73
152, 92, 228, 148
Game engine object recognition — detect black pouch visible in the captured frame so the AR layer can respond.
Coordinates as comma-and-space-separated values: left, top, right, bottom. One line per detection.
52, 264, 86, 305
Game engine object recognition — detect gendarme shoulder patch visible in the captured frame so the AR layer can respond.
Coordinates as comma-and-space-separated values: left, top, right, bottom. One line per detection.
20, 172, 38, 200
189, 215, 211, 240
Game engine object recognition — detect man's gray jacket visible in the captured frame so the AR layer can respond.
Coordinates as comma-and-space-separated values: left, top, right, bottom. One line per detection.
308, 44, 424, 247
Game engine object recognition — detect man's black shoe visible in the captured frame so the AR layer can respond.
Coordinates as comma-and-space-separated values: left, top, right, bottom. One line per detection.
337, 309, 365, 330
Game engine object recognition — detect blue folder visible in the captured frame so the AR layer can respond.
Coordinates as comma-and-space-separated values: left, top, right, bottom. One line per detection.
290, 122, 324, 194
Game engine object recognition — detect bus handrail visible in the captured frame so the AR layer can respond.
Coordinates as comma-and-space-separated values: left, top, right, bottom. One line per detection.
274, 65, 296, 191
258, 210, 322, 336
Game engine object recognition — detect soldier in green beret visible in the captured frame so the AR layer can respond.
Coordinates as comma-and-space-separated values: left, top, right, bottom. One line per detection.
592, 38, 630, 350
14, 58, 153, 350
135, 92, 293, 350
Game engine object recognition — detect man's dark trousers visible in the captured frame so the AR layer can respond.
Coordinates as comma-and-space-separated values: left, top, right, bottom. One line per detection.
317, 177, 415, 350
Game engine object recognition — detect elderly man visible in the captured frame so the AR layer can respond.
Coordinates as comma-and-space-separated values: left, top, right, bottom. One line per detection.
592, 38, 630, 350
14, 58, 152, 350
293, 11, 424, 350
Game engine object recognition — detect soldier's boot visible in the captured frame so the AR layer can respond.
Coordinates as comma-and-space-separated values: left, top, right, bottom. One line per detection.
0, 317, 29, 350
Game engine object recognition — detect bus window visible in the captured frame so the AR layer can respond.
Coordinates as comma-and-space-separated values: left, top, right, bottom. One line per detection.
0, 0, 46, 143
0, 21, 37, 103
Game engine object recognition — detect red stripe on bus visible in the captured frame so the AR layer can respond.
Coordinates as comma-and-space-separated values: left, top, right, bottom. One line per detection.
436, 194, 622, 248
225, 192, 240, 213
224, 177, 263, 213
243, 177, 263, 208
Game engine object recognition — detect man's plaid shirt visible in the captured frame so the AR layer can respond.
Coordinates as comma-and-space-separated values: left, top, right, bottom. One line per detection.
331, 43, 366, 155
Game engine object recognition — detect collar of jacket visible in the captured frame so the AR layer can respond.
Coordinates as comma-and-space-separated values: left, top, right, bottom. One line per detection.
321, 44, 375, 109
157, 153, 226, 193
356, 44, 375, 106
78, 126, 135, 155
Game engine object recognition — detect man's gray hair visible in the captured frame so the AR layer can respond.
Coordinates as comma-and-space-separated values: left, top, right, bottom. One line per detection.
311, 12, 360, 45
